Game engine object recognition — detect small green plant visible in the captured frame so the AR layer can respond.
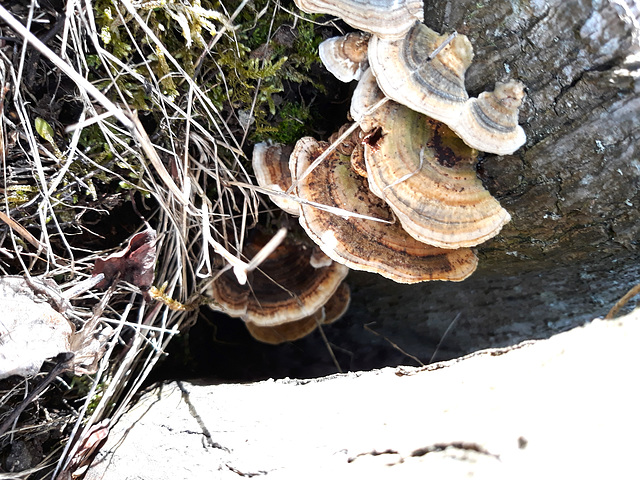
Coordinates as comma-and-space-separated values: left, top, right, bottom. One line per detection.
93, 0, 327, 144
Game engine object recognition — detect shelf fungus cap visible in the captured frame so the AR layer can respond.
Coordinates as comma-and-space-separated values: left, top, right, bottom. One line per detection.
364, 103, 511, 249
289, 136, 478, 283
328, 123, 367, 177
350, 68, 387, 133
245, 282, 350, 344
293, 0, 423, 40
452, 80, 527, 155
368, 22, 474, 125
319, 32, 370, 83
209, 233, 348, 326
252, 142, 299, 215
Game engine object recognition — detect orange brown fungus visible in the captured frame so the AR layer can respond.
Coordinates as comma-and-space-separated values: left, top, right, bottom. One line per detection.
209, 231, 348, 326
245, 282, 351, 344
289, 137, 478, 283
319, 32, 371, 83
364, 102, 511, 249
328, 124, 367, 177
328, 123, 364, 157
252, 142, 299, 215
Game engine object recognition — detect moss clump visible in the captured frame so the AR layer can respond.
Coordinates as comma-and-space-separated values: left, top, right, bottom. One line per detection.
93, 0, 327, 143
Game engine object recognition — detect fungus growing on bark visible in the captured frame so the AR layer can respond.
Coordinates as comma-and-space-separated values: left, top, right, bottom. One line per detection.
319, 32, 370, 82
452, 80, 527, 155
244, 282, 350, 344
252, 142, 299, 215
209, 232, 348, 326
328, 123, 367, 177
364, 103, 511, 249
368, 22, 473, 125
349, 67, 387, 133
289, 137, 478, 283
293, 0, 423, 40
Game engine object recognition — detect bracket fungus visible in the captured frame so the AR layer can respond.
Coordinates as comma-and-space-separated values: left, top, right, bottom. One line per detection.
349, 67, 387, 133
328, 123, 367, 177
209, 232, 348, 326
452, 80, 527, 155
368, 22, 474, 125
364, 103, 511, 249
319, 32, 370, 83
244, 282, 350, 344
252, 142, 299, 215
289, 137, 478, 283
293, 0, 423, 40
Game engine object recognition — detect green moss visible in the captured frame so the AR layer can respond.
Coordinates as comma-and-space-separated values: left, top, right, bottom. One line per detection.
254, 101, 314, 144
92, 0, 327, 145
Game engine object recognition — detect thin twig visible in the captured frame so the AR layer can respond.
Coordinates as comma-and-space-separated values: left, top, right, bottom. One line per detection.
429, 312, 462, 364
364, 323, 424, 367
606, 283, 640, 319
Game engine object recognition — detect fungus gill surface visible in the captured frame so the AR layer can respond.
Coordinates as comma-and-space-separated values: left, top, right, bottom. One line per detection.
364, 103, 511, 249
289, 137, 478, 283
452, 80, 527, 155
319, 32, 371, 83
209, 232, 348, 326
293, 0, 424, 40
368, 22, 474, 125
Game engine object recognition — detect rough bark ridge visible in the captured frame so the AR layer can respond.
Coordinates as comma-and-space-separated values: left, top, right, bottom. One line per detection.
424, 0, 640, 268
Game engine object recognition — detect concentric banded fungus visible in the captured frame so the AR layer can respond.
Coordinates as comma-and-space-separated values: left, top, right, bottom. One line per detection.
452, 80, 527, 155
245, 282, 350, 344
209, 232, 348, 326
349, 67, 386, 133
319, 32, 370, 82
245, 314, 318, 345
368, 23, 474, 125
293, 0, 423, 40
290, 137, 478, 283
252, 142, 299, 215
328, 123, 367, 177
364, 103, 511, 248
320, 281, 351, 324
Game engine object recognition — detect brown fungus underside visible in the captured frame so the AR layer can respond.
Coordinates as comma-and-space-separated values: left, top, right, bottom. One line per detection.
209, 232, 348, 326
245, 282, 351, 344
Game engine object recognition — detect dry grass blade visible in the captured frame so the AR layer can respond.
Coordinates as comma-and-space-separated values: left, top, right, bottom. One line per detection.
606, 282, 640, 319
0, 5, 133, 129
0, 0, 354, 475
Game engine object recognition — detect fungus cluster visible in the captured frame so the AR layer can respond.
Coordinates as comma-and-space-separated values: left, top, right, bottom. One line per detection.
223, 0, 528, 343
209, 231, 350, 344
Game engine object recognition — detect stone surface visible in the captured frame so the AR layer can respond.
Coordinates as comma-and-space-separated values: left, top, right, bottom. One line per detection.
86, 309, 640, 479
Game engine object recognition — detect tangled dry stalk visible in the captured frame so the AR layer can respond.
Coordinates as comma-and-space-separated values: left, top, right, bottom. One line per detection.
0, 0, 330, 477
